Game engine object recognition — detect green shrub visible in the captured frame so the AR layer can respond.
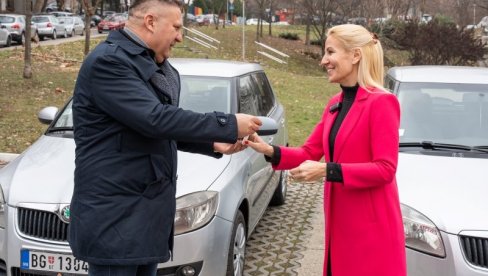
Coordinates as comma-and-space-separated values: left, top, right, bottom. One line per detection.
388, 18, 486, 65
279, 32, 300, 40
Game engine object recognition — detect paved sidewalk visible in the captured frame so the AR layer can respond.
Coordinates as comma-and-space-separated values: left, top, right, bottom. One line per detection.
296, 193, 325, 276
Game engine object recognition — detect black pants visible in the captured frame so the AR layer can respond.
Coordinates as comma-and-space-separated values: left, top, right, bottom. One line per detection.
88, 263, 158, 276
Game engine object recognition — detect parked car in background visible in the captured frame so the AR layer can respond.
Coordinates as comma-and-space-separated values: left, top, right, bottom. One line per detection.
97, 13, 127, 33
90, 14, 102, 27
49, 11, 74, 17
0, 14, 38, 45
58, 16, 84, 36
0, 26, 12, 47
32, 15, 67, 40
0, 58, 288, 276
385, 66, 488, 276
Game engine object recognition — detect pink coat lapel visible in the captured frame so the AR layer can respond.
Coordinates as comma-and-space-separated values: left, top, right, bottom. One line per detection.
332, 86, 371, 162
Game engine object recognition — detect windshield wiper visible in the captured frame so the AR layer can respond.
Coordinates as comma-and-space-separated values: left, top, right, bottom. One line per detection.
46, 126, 73, 133
400, 141, 488, 153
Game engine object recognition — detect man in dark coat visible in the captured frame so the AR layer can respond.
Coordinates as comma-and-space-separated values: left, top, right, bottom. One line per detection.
68, 0, 262, 275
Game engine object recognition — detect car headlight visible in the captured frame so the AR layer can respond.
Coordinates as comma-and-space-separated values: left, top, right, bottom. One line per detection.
401, 204, 445, 257
0, 185, 5, 228
174, 191, 218, 235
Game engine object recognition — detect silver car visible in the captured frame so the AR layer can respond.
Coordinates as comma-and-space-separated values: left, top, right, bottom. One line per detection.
385, 66, 488, 276
0, 59, 288, 276
0, 14, 38, 45
0, 26, 11, 47
58, 16, 85, 37
32, 15, 67, 40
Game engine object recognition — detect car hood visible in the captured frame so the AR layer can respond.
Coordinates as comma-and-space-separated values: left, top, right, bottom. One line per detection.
397, 152, 488, 234
0, 135, 230, 206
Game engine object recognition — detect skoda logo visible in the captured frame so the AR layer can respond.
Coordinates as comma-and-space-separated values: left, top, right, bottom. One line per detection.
59, 205, 71, 224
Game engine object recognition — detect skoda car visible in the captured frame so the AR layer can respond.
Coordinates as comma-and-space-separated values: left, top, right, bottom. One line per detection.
385, 66, 488, 275
0, 59, 288, 276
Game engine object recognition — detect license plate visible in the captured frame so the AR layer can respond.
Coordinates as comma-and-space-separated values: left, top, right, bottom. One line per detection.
21, 249, 88, 274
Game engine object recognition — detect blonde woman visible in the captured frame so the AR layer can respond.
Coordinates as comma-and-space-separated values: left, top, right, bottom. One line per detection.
246, 24, 406, 275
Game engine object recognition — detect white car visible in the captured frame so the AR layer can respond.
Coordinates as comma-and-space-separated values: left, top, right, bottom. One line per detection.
385, 66, 488, 276
0, 26, 11, 47
0, 59, 288, 276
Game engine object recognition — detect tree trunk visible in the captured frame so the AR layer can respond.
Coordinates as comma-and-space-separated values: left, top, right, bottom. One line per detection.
33, 0, 45, 13
305, 15, 310, 45
81, 0, 99, 56
23, 0, 32, 79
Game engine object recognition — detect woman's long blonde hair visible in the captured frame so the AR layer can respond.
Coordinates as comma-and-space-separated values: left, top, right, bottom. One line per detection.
327, 24, 384, 90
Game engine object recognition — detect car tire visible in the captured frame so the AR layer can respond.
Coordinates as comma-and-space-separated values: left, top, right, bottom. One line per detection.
269, 171, 287, 206
18, 32, 25, 45
32, 32, 39, 43
63, 29, 68, 38
5, 35, 11, 47
52, 30, 57, 40
226, 210, 246, 276
97, 29, 102, 34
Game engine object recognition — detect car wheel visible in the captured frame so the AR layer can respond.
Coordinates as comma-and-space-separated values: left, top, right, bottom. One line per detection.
269, 171, 287, 206
5, 35, 11, 47
19, 32, 25, 45
63, 29, 68, 38
97, 29, 102, 34
32, 32, 39, 43
81, 29, 84, 36
52, 30, 57, 40
226, 210, 246, 276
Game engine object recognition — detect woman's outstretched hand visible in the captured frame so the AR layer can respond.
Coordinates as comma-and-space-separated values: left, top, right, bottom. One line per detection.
289, 160, 327, 182
243, 134, 274, 157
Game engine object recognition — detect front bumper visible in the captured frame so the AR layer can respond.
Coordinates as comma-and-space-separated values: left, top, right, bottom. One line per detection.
3, 205, 233, 276
407, 231, 488, 275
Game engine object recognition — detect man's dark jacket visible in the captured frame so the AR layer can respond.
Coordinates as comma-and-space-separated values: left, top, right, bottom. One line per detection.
69, 30, 238, 265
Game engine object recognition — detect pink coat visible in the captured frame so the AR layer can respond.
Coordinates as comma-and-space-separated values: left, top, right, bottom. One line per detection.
274, 87, 406, 276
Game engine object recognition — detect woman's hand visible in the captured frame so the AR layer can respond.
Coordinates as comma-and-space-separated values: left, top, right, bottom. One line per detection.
244, 134, 274, 157
290, 160, 327, 182
214, 141, 247, 155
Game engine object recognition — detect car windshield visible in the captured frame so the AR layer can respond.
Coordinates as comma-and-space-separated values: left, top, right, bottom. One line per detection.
398, 82, 488, 147
50, 76, 232, 129
0, 16, 15, 23
32, 17, 49, 23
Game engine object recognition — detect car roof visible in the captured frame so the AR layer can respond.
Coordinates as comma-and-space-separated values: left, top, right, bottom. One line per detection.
169, 58, 264, 78
387, 66, 488, 84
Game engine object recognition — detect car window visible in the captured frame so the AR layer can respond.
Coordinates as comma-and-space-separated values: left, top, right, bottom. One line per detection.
238, 75, 259, 116
64, 18, 73, 24
32, 17, 49, 23
384, 76, 396, 92
0, 16, 15, 23
251, 72, 275, 116
179, 76, 231, 113
398, 82, 488, 146
54, 101, 73, 128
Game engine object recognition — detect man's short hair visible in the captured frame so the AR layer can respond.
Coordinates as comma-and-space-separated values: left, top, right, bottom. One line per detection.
129, 0, 182, 16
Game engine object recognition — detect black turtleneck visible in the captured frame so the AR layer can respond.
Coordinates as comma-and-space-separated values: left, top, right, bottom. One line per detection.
265, 84, 358, 184
325, 84, 358, 183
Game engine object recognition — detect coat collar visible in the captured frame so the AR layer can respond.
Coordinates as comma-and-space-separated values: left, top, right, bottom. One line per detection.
323, 86, 373, 161
105, 30, 160, 81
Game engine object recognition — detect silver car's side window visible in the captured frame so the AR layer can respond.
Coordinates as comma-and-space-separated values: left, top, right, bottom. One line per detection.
238, 75, 259, 116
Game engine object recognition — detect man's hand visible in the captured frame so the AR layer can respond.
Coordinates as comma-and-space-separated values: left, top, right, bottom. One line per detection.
214, 141, 247, 155
235, 114, 262, 138
245, 133, 275, 157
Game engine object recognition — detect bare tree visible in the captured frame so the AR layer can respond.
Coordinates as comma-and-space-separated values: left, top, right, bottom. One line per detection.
33, 0, 46, 13
81, 0, 101, 56
23, 0, 33, 79
304, 0, 338, 55
267, 0, 277, 36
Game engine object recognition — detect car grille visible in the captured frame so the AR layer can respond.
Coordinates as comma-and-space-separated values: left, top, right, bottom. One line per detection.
460, 235, 488, 269
11, 267, 45, 276
17, 208, 68, 242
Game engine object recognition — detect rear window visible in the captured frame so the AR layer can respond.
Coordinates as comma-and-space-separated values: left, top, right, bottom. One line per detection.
0, 16, 15, 23
32, 17, 49, 23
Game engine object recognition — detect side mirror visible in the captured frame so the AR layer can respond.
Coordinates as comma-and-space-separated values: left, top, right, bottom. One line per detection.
38, 106, 59, 125
256, 116, 278, 136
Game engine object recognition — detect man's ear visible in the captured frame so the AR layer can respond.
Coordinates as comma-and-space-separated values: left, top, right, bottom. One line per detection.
144, 13, 156, 33
352, 48, 361, 65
